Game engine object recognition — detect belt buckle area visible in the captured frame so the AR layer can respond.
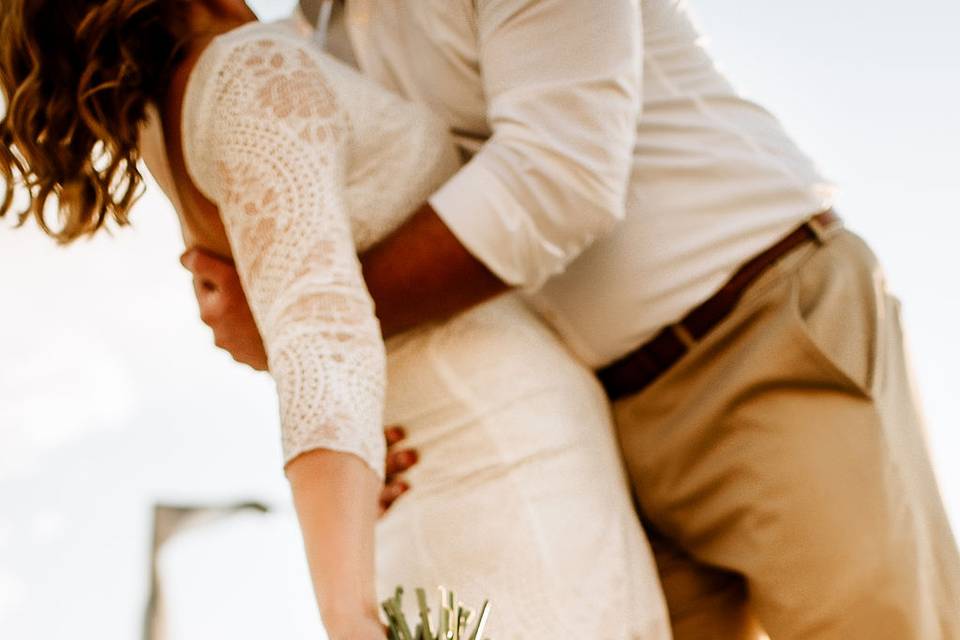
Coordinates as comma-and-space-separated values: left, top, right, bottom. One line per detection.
806, 210, 842, 245
806, 217, 829, 245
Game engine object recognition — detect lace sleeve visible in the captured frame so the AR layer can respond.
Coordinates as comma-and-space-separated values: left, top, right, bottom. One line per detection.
185, 32, 387, 478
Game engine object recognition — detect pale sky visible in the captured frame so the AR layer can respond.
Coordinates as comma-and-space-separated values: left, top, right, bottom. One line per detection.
1, 1, 958, 638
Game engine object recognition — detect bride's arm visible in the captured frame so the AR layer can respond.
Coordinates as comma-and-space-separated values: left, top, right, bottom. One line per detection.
186, 35, 387, 636
287, 450, 383, 636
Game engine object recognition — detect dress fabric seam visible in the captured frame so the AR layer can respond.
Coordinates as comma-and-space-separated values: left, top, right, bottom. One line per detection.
423, 324, 574, 633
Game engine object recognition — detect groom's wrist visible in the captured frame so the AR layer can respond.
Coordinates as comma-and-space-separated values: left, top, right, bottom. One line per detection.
361, 202, 508, 338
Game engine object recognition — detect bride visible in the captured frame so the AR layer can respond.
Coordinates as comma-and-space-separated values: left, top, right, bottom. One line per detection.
0, 1, 670, 637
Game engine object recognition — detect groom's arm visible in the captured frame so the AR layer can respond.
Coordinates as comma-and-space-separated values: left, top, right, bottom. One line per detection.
360, 203, 507, 338
421, 0, 642, 290
367, 0, 643, 334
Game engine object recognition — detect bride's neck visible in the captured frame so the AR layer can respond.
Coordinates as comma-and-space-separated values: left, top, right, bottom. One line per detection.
181, 5, 257, 60
163, 7, 257, 105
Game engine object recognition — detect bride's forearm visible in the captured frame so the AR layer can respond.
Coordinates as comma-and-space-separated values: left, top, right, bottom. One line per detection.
285, 448, 382, 635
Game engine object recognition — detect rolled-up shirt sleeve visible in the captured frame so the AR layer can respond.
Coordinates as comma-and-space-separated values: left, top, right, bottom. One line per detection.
429, 0, 642, 290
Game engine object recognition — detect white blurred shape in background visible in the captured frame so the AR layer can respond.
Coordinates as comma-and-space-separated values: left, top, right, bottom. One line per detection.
157, 511, 322, 639
0, 335, 136, 477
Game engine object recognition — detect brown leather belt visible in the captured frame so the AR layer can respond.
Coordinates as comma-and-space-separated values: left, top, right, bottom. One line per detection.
598, 210, 843, 401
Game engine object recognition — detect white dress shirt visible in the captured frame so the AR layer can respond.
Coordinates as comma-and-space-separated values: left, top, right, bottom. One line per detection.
315, 0, 837, 368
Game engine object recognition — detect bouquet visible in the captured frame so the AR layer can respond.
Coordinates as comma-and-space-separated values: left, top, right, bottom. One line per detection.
382, 586, 492, 640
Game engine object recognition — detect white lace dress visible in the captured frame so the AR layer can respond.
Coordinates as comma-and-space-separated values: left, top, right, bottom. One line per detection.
145, 22, 670, 639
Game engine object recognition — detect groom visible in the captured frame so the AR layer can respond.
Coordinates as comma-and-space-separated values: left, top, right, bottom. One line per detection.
182, 1, 960, 638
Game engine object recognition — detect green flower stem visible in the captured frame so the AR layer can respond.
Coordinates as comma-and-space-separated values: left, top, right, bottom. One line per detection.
416, 588, 434, 639
383, 586, 492, 640
466, 600, 491, 640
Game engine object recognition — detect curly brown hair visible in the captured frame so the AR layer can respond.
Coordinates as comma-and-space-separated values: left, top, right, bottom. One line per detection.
0, 0, 188, 243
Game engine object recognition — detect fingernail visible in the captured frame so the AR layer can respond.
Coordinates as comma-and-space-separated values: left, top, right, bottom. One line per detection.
180, 251, 196, 270
400, 450, 418, 466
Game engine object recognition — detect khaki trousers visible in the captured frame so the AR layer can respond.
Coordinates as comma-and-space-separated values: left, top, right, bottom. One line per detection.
613, 230, 960, 639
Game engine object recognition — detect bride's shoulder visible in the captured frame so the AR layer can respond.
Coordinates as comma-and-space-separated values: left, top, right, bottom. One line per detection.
198, 22, 338, 87
181, 22, 351, 193
184, 22, 348, 135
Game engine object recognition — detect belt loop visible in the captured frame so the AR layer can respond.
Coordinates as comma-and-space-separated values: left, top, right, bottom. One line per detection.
806, 210, 842, 245
670, 323, 697, 350
806, 216, 829, 245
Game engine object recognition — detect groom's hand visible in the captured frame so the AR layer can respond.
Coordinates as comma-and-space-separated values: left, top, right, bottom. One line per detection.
181, 248, 269, 371
380, 426, 417, 515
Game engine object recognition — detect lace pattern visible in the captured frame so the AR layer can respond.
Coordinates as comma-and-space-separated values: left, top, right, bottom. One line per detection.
184, 30, 387, 477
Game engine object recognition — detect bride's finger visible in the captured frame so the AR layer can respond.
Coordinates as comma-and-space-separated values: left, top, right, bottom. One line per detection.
379, 481, 410, 515
385, 449, 418, 477
197, 286, 227, 326
384, 425, 406, 446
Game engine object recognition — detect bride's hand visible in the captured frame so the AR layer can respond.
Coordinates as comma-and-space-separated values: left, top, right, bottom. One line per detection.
181, 248, 268, 371
182, 248, 421, 516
